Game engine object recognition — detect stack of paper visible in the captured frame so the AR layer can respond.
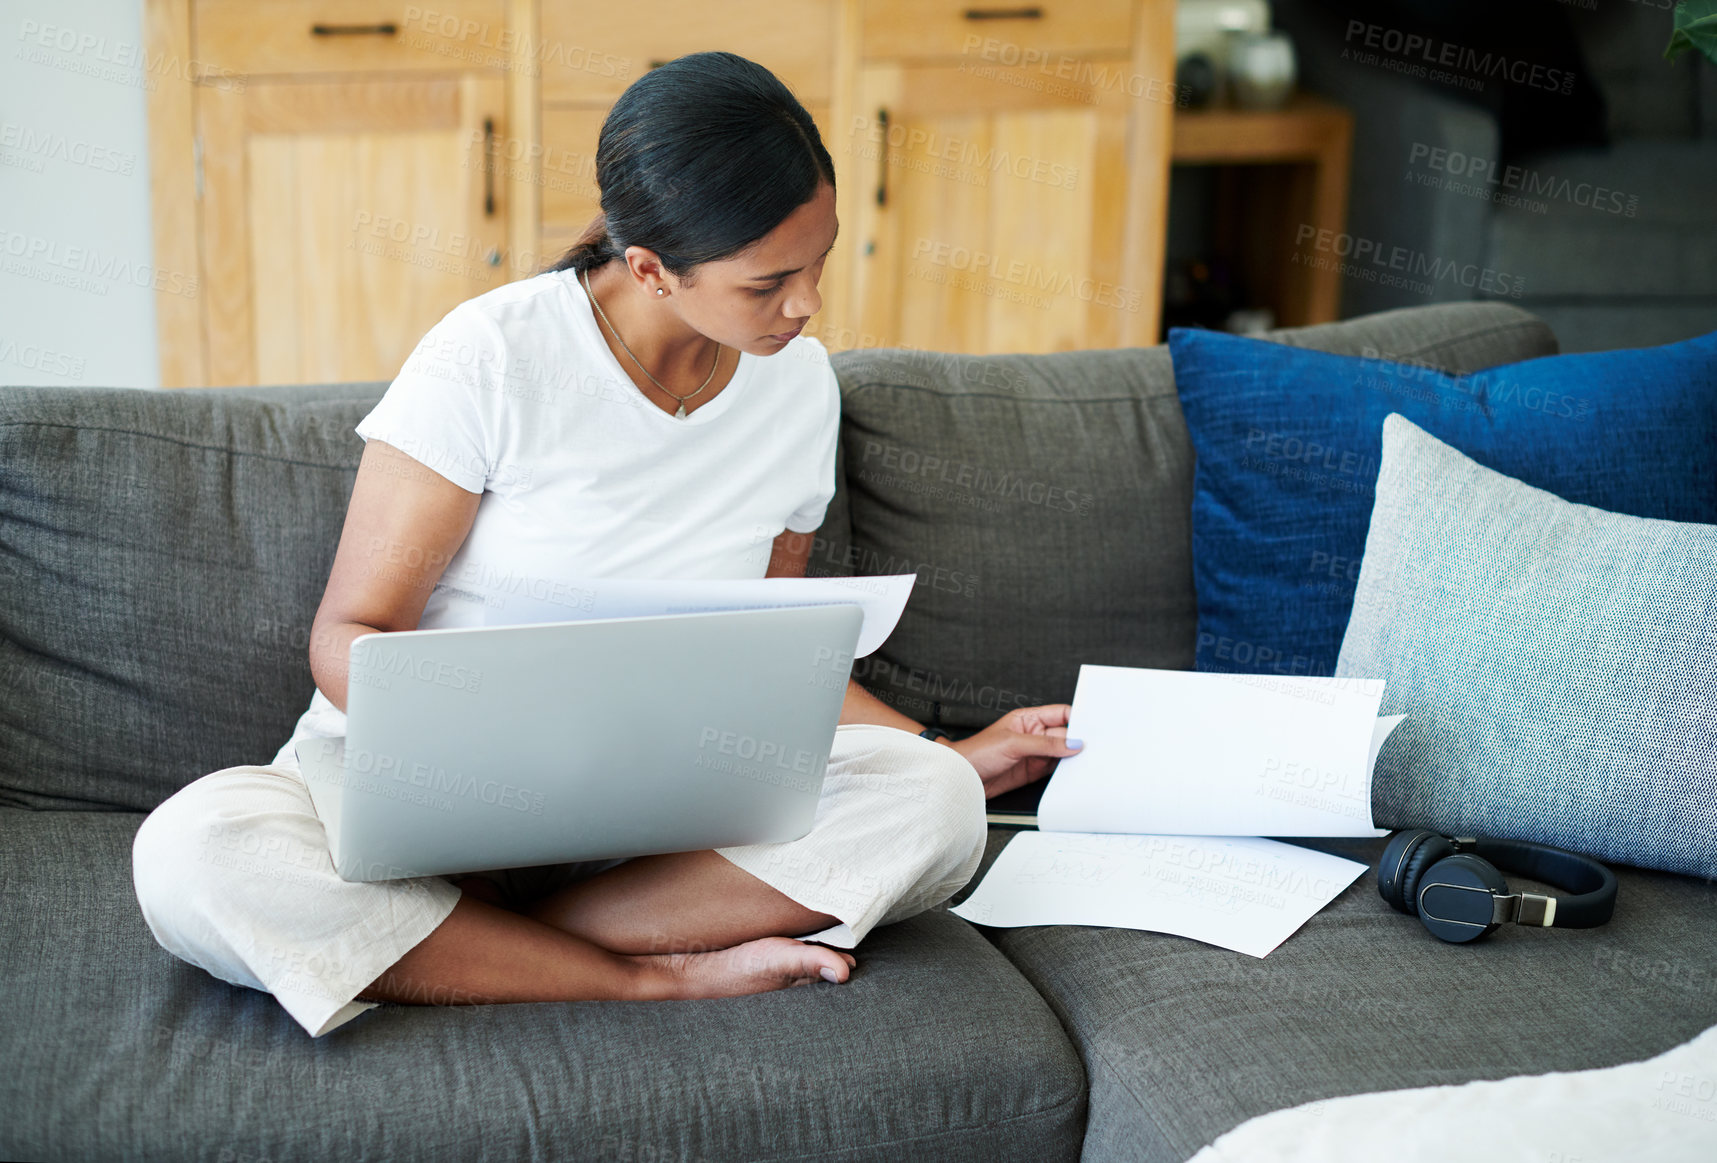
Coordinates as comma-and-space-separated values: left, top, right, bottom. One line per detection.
1040, 666, 1402, 838
950, 665, 1404, 957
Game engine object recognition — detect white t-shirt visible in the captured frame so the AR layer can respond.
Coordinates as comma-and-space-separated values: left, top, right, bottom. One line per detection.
270, 267, 841, 767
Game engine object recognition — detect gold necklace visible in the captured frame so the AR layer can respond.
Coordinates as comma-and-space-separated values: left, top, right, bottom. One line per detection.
581, 268, 721, 419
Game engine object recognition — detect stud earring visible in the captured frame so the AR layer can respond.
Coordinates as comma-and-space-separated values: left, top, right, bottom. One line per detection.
656, 288, 665, 296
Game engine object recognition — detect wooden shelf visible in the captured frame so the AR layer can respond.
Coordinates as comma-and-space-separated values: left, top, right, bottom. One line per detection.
1166, 91, 1354, 328
1172, 92, 1353, 164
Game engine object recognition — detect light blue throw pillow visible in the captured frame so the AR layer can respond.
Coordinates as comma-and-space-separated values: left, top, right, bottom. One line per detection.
1336, 415, 1717, 879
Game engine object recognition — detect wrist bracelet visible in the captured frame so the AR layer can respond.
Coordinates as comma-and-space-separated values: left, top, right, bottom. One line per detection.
919, 726, 952, 743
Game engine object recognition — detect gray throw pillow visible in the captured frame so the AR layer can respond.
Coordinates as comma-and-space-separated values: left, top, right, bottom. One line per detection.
1336, 414, 1717, 879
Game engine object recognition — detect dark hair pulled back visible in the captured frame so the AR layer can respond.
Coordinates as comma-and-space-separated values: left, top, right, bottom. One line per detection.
549, 51, 835, 281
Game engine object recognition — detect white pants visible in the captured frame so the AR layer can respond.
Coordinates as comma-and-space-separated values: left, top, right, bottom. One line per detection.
132, 724, 988, 1038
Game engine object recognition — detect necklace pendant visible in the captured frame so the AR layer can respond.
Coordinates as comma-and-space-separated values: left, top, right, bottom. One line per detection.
675, 402, 688, 419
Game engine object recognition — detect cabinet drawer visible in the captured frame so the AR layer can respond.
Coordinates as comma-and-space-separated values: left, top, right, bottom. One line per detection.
861, 0, 1131, 61
539, 1, 835, 104
193, 1, 511, 77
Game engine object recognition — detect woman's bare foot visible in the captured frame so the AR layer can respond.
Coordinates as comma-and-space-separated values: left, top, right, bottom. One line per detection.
633, 937, 858, 1001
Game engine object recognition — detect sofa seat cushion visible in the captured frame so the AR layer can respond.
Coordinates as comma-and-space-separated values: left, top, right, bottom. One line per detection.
953, 827, 1717, 1163
2, 808, 1087, 1162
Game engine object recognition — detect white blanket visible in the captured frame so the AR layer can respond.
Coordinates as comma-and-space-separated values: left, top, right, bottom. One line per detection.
1191, 1023, 1717, 1163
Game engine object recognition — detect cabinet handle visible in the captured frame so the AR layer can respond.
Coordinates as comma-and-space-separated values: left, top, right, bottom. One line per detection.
875, 108, 889, 208
482, 117, 497, 217
310, 22, 398, 36
962, 6, 1044, 19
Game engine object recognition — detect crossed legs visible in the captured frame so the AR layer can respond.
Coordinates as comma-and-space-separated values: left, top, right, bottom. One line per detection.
357, 851, 851, 1005
523, 849, 842, 953
136, 727, 982, 1027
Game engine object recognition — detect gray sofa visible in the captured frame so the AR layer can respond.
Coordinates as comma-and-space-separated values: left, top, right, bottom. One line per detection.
4, 302, 1714, 1161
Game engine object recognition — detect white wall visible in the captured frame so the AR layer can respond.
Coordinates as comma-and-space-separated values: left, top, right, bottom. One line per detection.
0, 0, 161, 388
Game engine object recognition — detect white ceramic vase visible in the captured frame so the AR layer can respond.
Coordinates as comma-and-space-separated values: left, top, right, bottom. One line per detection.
1228, 30, 1297, 110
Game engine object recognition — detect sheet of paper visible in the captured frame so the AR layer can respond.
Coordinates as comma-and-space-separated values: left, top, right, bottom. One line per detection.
1038, 666, 1398, 838
480, 574, 916, 658
950, 831, 1368, 958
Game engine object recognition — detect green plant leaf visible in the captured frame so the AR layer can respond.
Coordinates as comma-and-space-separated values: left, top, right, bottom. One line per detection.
1664, 0, 1717, 64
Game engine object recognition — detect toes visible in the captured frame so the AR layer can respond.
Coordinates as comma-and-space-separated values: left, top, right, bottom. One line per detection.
803, 942, 857, 970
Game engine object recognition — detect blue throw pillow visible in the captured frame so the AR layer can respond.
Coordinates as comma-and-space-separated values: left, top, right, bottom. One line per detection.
1338, 415, 1717, 879
1170, 326, 1717, 675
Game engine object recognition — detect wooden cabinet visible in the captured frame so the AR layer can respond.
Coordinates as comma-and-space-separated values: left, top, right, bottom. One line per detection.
831, 0, 1173, 353
144, 0, 1175, 385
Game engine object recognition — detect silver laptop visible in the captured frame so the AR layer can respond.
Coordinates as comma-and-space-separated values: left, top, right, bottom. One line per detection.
295, 603, 863, 883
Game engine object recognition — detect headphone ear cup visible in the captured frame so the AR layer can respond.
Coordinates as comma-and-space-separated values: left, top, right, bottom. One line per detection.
1378, 830, 1423, 912
1442, 853, 1509, 895
1379, 830, 1449, 913
1397, 835, 1458, 916
1415, 854, 1510, 943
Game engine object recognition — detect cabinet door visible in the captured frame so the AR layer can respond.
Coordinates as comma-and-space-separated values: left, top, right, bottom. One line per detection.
844, 62, 1143, 355
198, 75, 508, 385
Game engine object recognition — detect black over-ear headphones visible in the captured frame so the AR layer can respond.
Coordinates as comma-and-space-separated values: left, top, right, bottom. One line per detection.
1378, 829, 1618, 944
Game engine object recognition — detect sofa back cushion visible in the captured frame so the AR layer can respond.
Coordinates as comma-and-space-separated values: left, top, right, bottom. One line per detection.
0, 384, 384, 811
0, 303, 1553, 811
813, 303, 1557, 735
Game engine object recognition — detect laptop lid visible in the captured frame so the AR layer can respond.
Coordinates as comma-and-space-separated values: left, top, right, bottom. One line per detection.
984, 778, 1046, 828
322, 603, 862, 882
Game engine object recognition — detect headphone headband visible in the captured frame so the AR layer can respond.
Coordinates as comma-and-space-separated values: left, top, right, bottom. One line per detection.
1466, 837, 1617, 928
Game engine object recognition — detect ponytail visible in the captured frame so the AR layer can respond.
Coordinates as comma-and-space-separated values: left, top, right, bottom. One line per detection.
550, 213, 622, 276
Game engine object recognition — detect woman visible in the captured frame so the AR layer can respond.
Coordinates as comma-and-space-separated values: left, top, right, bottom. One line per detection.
132, 51, 1080, 1038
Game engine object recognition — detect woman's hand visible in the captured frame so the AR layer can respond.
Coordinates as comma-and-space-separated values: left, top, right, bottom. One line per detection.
947, 705, 1084, 800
